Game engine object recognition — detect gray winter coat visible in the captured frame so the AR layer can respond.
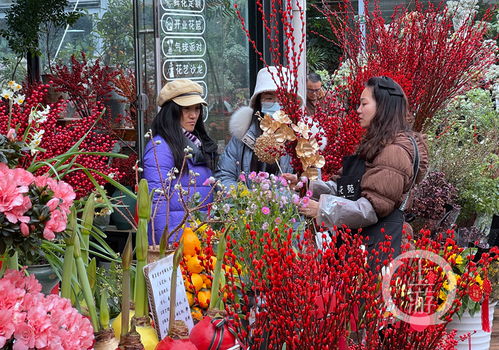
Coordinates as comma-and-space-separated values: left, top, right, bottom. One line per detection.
215, 106, 293, 189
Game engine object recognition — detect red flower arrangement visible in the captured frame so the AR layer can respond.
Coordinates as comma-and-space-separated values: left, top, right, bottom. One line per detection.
0, 82, 121, 198
314, 0, 496, 176
217, 222, 497, 348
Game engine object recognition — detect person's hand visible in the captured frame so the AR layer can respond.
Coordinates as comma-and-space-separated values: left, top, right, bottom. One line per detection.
282, 173, 299, 189
299, 199, 319, 218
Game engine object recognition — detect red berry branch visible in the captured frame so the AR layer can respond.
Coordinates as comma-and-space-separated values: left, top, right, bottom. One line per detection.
314, 0, 496, 176
216, 223, 497, 348
0, 83, 121, 198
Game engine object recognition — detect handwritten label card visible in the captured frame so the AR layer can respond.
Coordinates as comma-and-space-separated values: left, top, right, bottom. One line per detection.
144, 254, 194, 339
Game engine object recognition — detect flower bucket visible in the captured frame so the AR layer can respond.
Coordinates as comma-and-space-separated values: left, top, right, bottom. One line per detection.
26, 264, 59, 295
447, 302, 497, 350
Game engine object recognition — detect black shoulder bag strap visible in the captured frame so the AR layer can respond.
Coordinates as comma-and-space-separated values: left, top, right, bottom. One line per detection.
399, 135, 420, 211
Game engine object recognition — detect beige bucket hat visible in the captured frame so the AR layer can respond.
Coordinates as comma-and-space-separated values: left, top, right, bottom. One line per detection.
157, 79, 207, 107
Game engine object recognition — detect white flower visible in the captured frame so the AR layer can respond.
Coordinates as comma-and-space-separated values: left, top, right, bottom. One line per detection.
1, 89, 13, 100
7, 81, 22, 92
174, 184, 182, 190
29, 105, 50, 124
155, 140, 161, 144
13, 94, 25, 105
28, 129, 45, 155
137, 167, 143, 172
108, 173, 116, 179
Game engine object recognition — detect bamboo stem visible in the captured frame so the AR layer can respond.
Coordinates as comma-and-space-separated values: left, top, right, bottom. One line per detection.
209, 227, 229, 310
81, 193, 96, 264
121, 233, 133, 339
74, 234, 99, 331
61, 207, 77, 299
168, 242, 184, 336
134, 179, 150, 318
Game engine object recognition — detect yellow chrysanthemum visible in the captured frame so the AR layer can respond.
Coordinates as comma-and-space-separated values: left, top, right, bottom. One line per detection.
448, 253, 463, 265
475, 275, 483, 286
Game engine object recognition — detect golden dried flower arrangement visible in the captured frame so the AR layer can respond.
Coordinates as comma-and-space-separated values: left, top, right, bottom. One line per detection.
255, 110, 325, 179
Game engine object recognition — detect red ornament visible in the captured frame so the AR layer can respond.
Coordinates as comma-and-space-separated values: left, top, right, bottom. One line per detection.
189, 315, 237, 350
155, 337, 198, 350
468, 283, 483, 302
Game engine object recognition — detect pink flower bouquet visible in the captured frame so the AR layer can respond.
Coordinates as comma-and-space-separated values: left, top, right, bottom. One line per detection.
0, 269, 94, 349
0, 162, 75, 262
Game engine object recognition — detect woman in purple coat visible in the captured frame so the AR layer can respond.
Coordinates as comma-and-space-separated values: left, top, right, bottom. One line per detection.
143, 79, 218, 244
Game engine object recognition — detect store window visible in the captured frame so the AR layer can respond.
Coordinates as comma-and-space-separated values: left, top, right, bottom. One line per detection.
155, 0, 250, 151
0, 0, 135, 83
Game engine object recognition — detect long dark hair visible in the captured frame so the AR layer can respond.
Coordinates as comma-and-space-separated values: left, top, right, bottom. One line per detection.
357, 76, 411, 161
151, 101, 217, 172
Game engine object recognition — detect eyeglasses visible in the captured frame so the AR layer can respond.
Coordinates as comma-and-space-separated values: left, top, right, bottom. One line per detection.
307, 88, 322, 94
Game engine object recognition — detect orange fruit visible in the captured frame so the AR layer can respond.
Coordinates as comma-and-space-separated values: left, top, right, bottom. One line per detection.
201, 274, 212, 288
191, 273, 204, 292
181, 227, 201, 256
186, 291, 194, 307
184, 281, 194, 293
208, 256, 217, 270
185, 255, 204, 274
197, 289, 211, 309
191, 306, 203, 321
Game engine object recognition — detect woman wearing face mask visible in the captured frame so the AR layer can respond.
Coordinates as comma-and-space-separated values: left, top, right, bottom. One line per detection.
143, 79, 218, 244
292, 76, 428, 259
215, 66, 303, 189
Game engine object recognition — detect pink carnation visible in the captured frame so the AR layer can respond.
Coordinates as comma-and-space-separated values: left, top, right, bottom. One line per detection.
6, 128, 16, 141
13, 323, 35, 350
47, 180, 75, 214
0, 270, 94, 349
0, 309, 15, 347
20, 222, 30, 236
43, 209, 67, 240
0, 164, 32, 224
33, 176, 49, 188
11, 168, 34, 187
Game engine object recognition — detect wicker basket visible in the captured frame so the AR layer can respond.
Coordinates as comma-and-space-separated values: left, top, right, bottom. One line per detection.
147, 245, 174, 264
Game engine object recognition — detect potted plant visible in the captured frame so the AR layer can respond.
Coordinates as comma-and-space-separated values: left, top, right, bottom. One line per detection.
424, 88, 499, 229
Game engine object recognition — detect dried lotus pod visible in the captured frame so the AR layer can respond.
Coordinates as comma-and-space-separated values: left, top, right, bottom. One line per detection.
254, 134, 285, 164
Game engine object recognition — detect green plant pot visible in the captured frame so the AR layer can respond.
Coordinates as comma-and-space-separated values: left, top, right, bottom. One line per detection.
26, 264, 59, 295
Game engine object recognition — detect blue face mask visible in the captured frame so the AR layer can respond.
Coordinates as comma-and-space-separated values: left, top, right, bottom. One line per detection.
261, 101, 281, 116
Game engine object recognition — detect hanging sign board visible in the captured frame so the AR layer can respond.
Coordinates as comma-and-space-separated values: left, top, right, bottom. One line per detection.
144, 254, 194, 339
163, 59, 207, 80
161, 0, 205, 13
162, 36, 206, 58
160, 0, 208, 116
161, 13, 205, 35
